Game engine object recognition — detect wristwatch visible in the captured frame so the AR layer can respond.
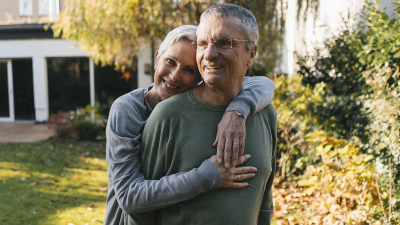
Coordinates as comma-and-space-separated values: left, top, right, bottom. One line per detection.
234, 111, 243, 117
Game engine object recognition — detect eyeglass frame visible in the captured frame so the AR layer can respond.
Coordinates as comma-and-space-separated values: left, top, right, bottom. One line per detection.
191, 38, 251, 51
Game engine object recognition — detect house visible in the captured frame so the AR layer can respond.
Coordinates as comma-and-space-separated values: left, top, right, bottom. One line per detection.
0, 0, 153, 123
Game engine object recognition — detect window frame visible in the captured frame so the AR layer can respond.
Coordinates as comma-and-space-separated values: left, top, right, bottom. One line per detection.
19, 0, 33, 16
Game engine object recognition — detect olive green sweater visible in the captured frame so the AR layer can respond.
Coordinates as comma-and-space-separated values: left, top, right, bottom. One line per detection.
127, 89, 277, 225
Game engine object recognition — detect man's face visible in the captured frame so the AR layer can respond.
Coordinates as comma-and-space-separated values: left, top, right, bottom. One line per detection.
196, 16, 256, 88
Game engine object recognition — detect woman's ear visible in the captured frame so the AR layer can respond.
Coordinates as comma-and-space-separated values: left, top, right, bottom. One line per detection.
154, 51, 159, 70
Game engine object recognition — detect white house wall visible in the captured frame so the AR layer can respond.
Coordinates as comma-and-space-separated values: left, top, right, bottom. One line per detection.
137, 42, 154, 89
280, 0, 394, 76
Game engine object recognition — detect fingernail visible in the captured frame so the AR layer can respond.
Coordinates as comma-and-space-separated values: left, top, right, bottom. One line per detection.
225, 163, 229, 168
218, 159, 222, 164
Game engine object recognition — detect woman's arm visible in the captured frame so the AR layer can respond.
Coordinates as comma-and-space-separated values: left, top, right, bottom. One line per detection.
106, 91, 256, 216
214, 76, 275, 168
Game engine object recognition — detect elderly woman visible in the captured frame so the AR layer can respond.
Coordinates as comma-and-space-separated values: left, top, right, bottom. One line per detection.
105, 25, 274, 225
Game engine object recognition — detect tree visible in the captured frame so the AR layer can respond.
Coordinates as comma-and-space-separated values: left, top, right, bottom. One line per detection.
225, 0, 285, 75
53, 0, 290, 72
53, 0, 211, 70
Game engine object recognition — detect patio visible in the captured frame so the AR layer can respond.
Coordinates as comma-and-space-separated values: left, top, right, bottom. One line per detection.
0, 123, 55, 143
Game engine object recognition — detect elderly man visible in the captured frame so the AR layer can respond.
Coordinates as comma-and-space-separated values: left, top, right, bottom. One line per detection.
128, 4, 276, 225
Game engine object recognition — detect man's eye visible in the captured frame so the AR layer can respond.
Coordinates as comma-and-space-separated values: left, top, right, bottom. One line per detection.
218, 40, 231, 48
198, 41, 208, 47
186, 68, 195, 74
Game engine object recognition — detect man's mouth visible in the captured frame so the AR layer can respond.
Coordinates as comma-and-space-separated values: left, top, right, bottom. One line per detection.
206, 65, 223, 69
163, 79, 179, 89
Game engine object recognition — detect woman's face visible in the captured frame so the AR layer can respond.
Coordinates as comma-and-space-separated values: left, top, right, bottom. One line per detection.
153, 40, 199, 101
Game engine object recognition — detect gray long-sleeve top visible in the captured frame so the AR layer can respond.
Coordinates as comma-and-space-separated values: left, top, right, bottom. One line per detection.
104, 76, 275, 225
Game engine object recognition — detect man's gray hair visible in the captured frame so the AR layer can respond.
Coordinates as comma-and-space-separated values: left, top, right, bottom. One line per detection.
199, 4, 258, 51
156, 25, 197, 61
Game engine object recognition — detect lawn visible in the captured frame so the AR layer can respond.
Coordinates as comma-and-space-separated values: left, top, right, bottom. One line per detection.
0, 141, 108, 225
0, 141, 280, 225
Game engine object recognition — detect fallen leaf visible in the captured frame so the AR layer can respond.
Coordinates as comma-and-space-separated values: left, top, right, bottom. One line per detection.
100, 187, 107, 192
30, 182, 37, 186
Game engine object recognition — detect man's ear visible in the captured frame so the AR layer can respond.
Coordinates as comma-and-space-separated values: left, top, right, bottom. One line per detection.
154, 51, 159, 70
247, 45, 258, 68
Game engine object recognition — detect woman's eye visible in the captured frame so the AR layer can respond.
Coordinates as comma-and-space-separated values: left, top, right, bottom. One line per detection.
166, 59, 176, 65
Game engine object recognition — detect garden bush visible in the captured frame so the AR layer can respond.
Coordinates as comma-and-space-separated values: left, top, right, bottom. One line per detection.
297, 131, 398, 224
47, 103, 106, 142
71, 103, 106, 141
75, 120, 101, 141
290, 1, 400, 223
46, 112, 78, 141
297, 0, 400, 179
273, 74, 325, 180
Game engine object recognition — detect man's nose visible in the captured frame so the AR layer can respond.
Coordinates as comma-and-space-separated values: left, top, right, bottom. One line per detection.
203, 43, 218, 61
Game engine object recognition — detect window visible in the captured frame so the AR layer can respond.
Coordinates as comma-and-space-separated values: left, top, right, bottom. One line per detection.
19, 0, 33, 16
39, 0, 50, 16
47, 58, 90, 115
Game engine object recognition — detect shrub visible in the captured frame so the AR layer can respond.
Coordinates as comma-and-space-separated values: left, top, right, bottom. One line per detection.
298, 131, 399, 224
70, 103, 106, 141
46, 112, 78, 141
297, 0, 400, 179
75, 120, 101, 141
273, 75, 325, 180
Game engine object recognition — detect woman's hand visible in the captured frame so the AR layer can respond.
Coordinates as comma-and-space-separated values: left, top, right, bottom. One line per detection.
213, 111, 246, 168
208, 155, 256, 188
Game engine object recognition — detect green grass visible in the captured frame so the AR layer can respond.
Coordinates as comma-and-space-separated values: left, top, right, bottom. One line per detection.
0, 141, 107, 225
0, 141, 280, 225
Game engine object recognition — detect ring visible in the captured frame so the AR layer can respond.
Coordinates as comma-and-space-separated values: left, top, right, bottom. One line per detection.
238, 175, 241, 181
233, 143, 239, 146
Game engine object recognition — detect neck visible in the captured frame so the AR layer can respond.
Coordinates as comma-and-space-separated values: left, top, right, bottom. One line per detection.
192, 82, 242, 106
144, 89, 162, 109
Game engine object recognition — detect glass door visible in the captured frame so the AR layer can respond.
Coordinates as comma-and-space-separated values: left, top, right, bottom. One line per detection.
0, 60, 15, 122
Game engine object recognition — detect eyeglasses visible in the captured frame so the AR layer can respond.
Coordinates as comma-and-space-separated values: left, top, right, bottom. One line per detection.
192, 38, 250, 51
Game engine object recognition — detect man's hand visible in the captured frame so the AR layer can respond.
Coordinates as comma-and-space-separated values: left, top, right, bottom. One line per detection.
213, 111, 246, 168
208, 155, 256, 188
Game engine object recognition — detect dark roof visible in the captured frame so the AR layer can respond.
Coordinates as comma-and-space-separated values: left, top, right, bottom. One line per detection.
0, 23, 58, 40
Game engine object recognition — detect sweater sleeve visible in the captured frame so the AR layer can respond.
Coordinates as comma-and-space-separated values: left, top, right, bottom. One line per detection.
106, 93, 222, 215
225, 76, 275, 120
258, 104, 277, 225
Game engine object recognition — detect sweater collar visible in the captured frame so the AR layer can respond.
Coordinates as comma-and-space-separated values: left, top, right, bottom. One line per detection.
187, 89, 228, 112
